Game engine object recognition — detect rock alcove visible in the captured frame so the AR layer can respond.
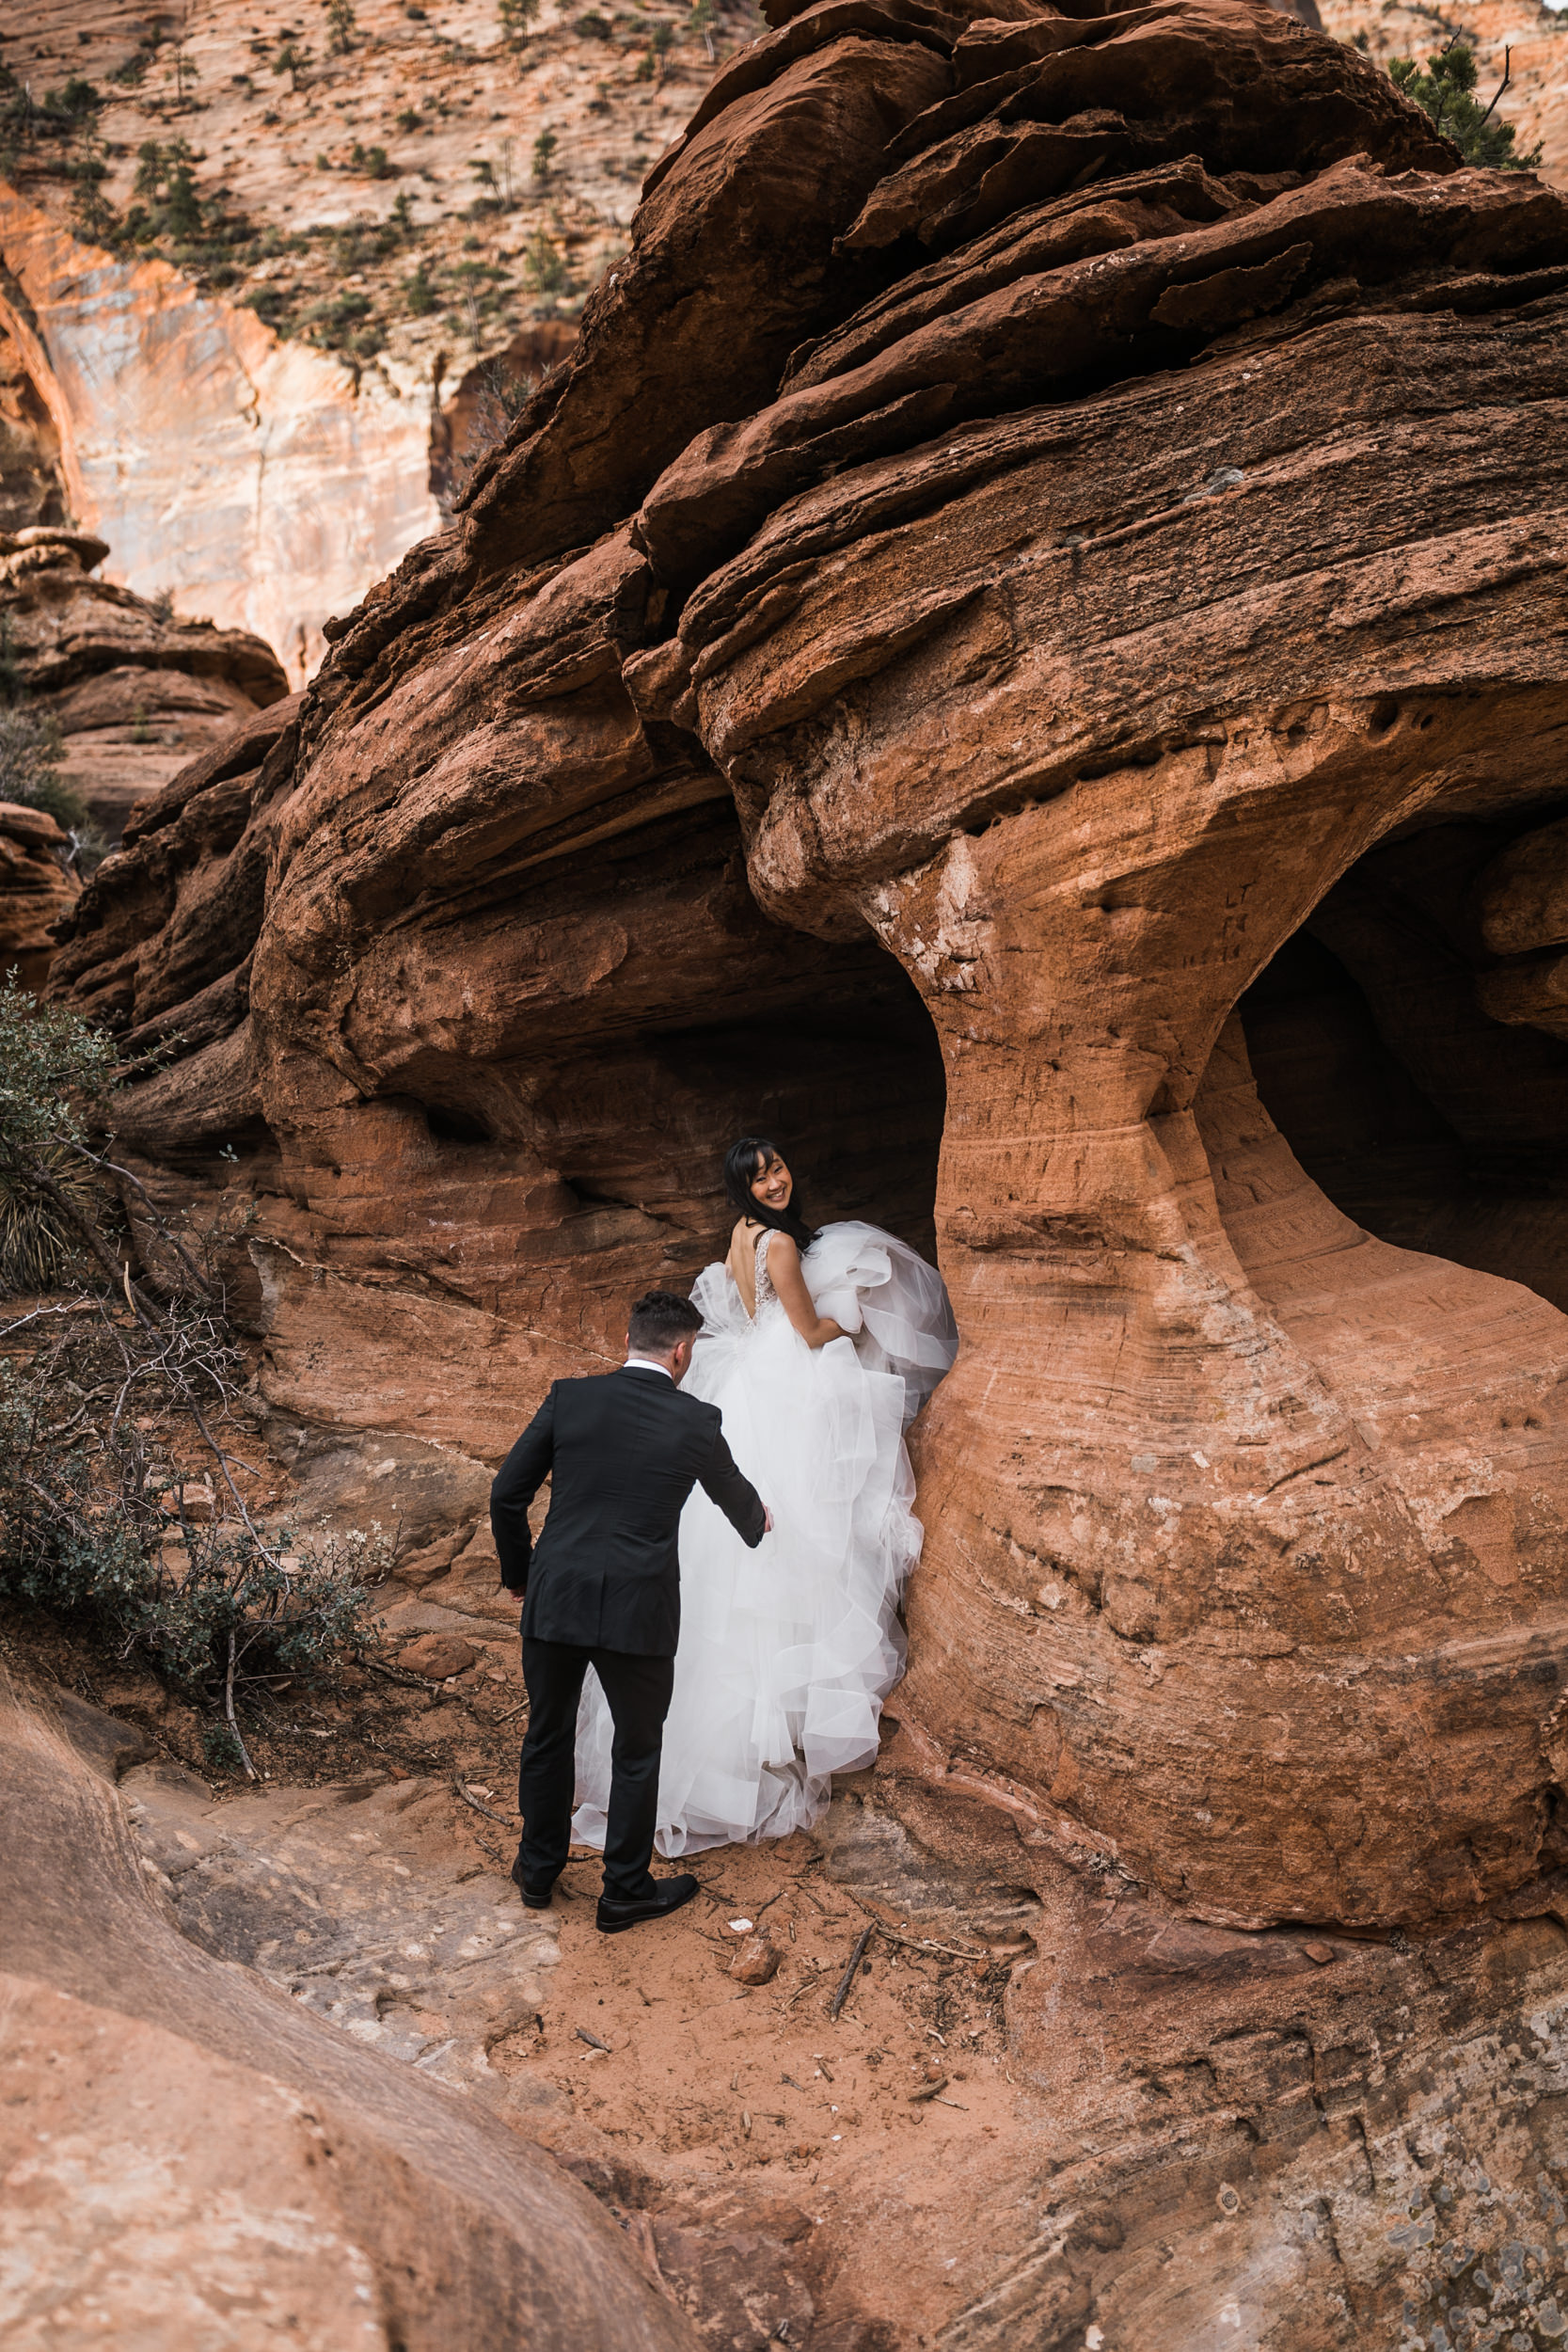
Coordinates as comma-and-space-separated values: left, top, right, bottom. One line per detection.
1241, 814, 1568, 1312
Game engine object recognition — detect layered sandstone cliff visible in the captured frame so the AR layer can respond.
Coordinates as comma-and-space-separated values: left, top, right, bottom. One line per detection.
0, 799, 78, 993
0, 187, 442, 690
51, 0, 1568, 1953
2, 525, 288, 837
0, 0, 752, 678
0, 524, 285, 985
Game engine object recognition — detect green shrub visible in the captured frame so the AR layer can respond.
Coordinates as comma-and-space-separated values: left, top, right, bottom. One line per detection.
403, 259, 438, 314
0, 1354, 387, 1770
244, 285, 294, 329
1389, 40, 1543, 168
0, 980, 388, 1770
498, 0, 541, 66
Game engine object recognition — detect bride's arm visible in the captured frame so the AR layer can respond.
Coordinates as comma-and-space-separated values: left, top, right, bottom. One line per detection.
767, 1233, 846, 1350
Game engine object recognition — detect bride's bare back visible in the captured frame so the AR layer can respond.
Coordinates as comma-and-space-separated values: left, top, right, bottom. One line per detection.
727, 1216, 764, 1318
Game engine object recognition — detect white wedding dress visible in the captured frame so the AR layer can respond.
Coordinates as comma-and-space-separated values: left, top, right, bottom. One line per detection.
571, 1221, 958, 1854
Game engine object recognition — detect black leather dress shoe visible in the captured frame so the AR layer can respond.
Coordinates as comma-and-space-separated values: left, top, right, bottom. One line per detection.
595, 1873, 700, 1933
511, 1852, 557, 1909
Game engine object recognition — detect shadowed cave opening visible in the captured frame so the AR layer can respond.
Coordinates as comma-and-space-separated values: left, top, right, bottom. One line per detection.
1237, 818, 1568, 1313
397, 930, 948, 1280
546, 950, 950, 1267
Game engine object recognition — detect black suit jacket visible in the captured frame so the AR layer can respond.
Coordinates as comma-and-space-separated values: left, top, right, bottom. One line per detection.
489, 1365, 767, 1656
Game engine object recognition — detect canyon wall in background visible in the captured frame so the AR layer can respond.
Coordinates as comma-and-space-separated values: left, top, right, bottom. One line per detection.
0, 189, 436, 687
0, 0, 753, 680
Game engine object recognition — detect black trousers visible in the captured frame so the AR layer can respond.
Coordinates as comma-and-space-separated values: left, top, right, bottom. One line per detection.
516, 1637, 675, 1901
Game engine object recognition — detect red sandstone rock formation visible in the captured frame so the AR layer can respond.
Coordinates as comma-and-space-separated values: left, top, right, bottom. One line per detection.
0, 1680, 698, 2349
0, 798, 78, 992
52, 0, 1568, 1933
2, 526, 288, 843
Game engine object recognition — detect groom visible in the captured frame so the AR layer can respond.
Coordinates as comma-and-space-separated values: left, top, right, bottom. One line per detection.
489, 1290, 769, 1931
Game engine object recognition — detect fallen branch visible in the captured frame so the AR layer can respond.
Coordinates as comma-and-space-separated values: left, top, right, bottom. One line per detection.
364, 1657, 434, 1690
828, 1923, 875, 2021
454, 1782, 516, 1827
0, 1297, 100, 1336
839, 1885, 990, 1963
869, 1924, 992, 1964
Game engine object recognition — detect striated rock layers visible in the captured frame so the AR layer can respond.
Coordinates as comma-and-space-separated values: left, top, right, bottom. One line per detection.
1, 526, 290, 843
51, 0, 1568, 1932
0, 526, 286, 985
0, 799, 79, 993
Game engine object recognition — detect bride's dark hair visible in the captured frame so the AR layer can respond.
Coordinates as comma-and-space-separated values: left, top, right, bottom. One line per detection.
723, 1136, 816, 1249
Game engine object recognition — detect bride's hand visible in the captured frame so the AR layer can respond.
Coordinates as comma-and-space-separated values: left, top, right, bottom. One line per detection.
766, 1234, 848, 1350
764, 1508, 774, 1534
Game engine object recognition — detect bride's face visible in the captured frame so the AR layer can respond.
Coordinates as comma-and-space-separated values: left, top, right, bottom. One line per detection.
750, 1153, 793, 1214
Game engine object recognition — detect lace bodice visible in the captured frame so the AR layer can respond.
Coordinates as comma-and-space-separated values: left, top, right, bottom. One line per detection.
752, 1228, 784, 1324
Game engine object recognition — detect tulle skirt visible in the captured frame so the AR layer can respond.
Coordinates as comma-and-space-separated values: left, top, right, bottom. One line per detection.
571, 1222, 958, 1854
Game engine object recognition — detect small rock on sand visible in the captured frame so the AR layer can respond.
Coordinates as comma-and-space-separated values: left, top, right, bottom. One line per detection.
397, 1633, 478, 1681
730, 1934, 781, 1986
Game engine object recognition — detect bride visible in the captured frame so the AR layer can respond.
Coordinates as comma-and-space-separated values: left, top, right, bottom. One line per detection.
572, 1137, 958, 1855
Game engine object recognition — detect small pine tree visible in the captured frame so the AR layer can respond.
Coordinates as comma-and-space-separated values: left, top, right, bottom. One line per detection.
1388, 40, 1543, 169
69, 136, 118, 243
272, 39, 312, 91
166, 40, 198, 108
132, 138, 204, 240
164, 152, 202, 238
498, 0, 541, 71
325, 0, 358, 54
404, 259, 438, 314
522, 227, 568, 310
531, 127, 557, 181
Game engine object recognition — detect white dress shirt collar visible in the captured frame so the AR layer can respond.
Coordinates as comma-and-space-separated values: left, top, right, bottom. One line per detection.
623, 1356, 673, 1380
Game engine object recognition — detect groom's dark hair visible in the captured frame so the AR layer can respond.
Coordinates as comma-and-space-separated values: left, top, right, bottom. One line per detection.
627, 1290, 703, 1352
